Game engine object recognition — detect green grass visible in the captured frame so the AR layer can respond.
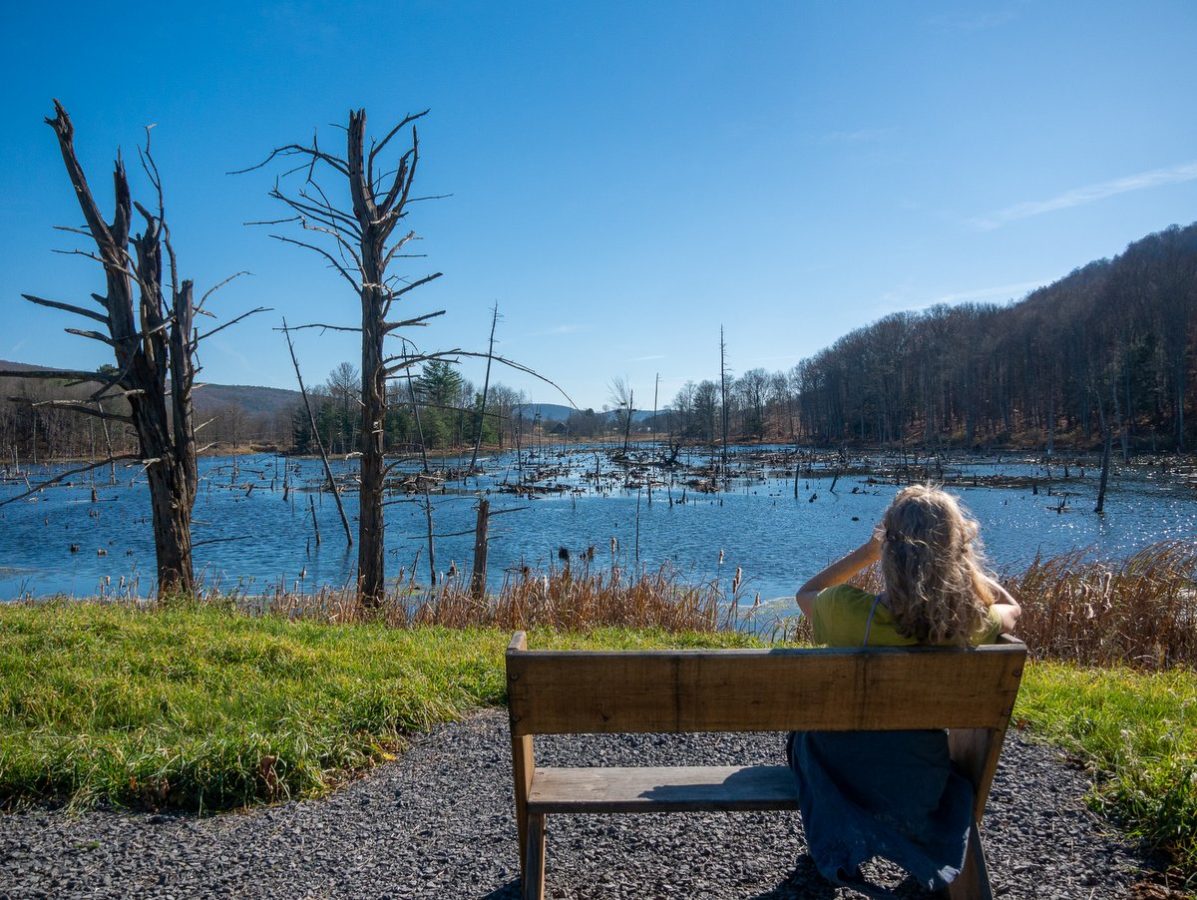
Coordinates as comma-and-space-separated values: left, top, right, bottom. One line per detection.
1014, 661, 1197, 881
0, 601, 758, 812
2, 602, 1194, 883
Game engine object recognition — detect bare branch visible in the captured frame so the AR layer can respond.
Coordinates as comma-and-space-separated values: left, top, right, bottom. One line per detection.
9, 397, 133, 423
272, 189, 361, 238
269, 233, 361, 291
385, 349, 577, 408
64, 327, 115, 346
381, 134, 417, 215
194, 306, 271, 344
276, 322, 362, 334
244, 215, 302, 227
0, 368, 112, 383
228, 143, 350, 178
383, 309, 446, 332
368, 109, 429, 169
381, 272, 442, 320
198, 270, 252, 310
21, 293, 110, 325
381, 230, 418, 271
0, 453, 139, 507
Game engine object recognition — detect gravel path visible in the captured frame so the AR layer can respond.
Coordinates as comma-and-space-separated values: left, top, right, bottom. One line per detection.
0, 710, 1153, 899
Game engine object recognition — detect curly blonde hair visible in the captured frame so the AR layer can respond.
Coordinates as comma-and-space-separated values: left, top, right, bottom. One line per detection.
880, 484, 995, 646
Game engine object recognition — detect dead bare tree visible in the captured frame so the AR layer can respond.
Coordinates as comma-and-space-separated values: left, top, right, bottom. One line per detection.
0, 101, 262, 596
235, 107, 448, 607
239, 107, 570, 607
469, 303, 500, 472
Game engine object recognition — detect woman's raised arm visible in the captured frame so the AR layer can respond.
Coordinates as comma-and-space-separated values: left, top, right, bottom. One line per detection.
794, 528, 882, 618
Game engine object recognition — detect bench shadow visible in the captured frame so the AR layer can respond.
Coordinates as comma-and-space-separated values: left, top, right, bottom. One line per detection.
750, 855, 839, 899
479, 879, 520, 899
752, 857, 942, 899
638, 765, 797, 805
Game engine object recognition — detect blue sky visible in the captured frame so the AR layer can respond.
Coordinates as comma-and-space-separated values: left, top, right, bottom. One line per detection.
2, 1, 1195, 411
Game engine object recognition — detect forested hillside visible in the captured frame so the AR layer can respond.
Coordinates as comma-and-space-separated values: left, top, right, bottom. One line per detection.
668, 223, 1197, 452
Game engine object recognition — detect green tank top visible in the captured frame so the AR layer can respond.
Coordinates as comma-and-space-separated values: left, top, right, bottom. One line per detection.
811, 584, 1003, 647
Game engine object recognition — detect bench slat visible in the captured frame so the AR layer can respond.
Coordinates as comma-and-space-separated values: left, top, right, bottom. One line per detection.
528, 765, 799, 814
508, 644, 1025, 735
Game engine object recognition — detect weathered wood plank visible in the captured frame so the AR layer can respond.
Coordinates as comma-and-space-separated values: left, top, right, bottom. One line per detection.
527, 765, 799, 814
507, 644, 1025, 735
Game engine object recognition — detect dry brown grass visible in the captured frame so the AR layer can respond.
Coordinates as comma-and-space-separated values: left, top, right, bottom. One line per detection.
244, 542, 1197, 668
253, 563, 741, 633
1008, 541, 1197, 669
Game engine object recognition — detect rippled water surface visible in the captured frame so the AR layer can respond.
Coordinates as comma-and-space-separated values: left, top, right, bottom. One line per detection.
2, 448, 1195, 600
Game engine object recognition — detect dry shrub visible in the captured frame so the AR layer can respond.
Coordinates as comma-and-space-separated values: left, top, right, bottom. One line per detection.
412, 564, 732, 632
251, 563, 741, 634
1009, 541, 1197, 669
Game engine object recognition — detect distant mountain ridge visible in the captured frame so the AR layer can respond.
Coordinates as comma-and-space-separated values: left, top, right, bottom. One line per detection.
0, 360, 301, 419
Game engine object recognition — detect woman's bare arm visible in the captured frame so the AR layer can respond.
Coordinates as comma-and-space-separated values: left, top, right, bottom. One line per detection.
794, 531, 882, 618
983, 573, 1022, 634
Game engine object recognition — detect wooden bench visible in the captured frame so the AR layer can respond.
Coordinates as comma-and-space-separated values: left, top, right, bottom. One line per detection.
506, 631, 1026, 900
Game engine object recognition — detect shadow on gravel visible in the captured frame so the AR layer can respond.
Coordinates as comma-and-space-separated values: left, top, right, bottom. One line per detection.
750, 855, 838, 899
751, 854, 936, 899
478, 879, 520, 899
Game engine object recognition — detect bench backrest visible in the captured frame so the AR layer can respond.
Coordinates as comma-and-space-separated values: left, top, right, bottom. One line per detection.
506, 632, 1026, 736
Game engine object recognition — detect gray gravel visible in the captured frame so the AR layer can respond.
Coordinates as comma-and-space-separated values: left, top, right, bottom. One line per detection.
0, 710, 1153, 899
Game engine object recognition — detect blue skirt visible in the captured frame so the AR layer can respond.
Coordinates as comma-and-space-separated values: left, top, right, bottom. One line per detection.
786, 729, 973, 894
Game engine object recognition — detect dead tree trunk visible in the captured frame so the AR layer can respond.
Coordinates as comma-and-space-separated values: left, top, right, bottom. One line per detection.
245, 108, 568, 607
0, 103, 260, 597
281, 318, 352, 546
470, 497, 490, 600
469, 304, 499, 472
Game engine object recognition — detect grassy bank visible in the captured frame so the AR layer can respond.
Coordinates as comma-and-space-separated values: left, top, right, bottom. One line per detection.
1, 599, 1193, 884
0, 601, 755, 812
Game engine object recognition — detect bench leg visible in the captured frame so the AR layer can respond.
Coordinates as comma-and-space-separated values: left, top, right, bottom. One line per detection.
947, 821, 992, 900
522, 812, 546, 900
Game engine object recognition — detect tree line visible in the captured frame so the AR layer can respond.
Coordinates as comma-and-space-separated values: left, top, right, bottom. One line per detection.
664, 223, 1196, 453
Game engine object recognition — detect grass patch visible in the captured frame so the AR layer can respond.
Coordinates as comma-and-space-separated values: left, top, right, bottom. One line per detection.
0, 601, 756, 812
1015, 661, 1197, 882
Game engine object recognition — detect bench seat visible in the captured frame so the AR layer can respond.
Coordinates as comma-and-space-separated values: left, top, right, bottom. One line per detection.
528, 764, 799, 814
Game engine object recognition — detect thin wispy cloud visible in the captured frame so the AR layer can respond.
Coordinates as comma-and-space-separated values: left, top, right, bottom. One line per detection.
821, 127, 894, 145
873, 279, 1047, 317
971, 161, 1197, 230
527, 323, 588, 338
928, 8, 1018, 32
930, 279, 1047, 305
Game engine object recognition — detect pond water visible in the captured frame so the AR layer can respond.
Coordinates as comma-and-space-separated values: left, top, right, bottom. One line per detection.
1, 447, 1195, 601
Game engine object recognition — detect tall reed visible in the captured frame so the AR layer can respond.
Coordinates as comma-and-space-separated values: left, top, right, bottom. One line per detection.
1009, 541, 1197, 669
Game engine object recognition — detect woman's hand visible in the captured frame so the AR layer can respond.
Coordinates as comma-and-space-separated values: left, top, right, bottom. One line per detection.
795, 524, 883, 616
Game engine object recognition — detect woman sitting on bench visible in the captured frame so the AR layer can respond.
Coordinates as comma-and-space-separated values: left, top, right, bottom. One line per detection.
791, 484, 1021, 896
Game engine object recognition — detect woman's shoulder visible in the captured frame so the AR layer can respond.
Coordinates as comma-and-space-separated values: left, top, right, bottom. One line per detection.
814, 583, 876, 610
811, 585, 915, 647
